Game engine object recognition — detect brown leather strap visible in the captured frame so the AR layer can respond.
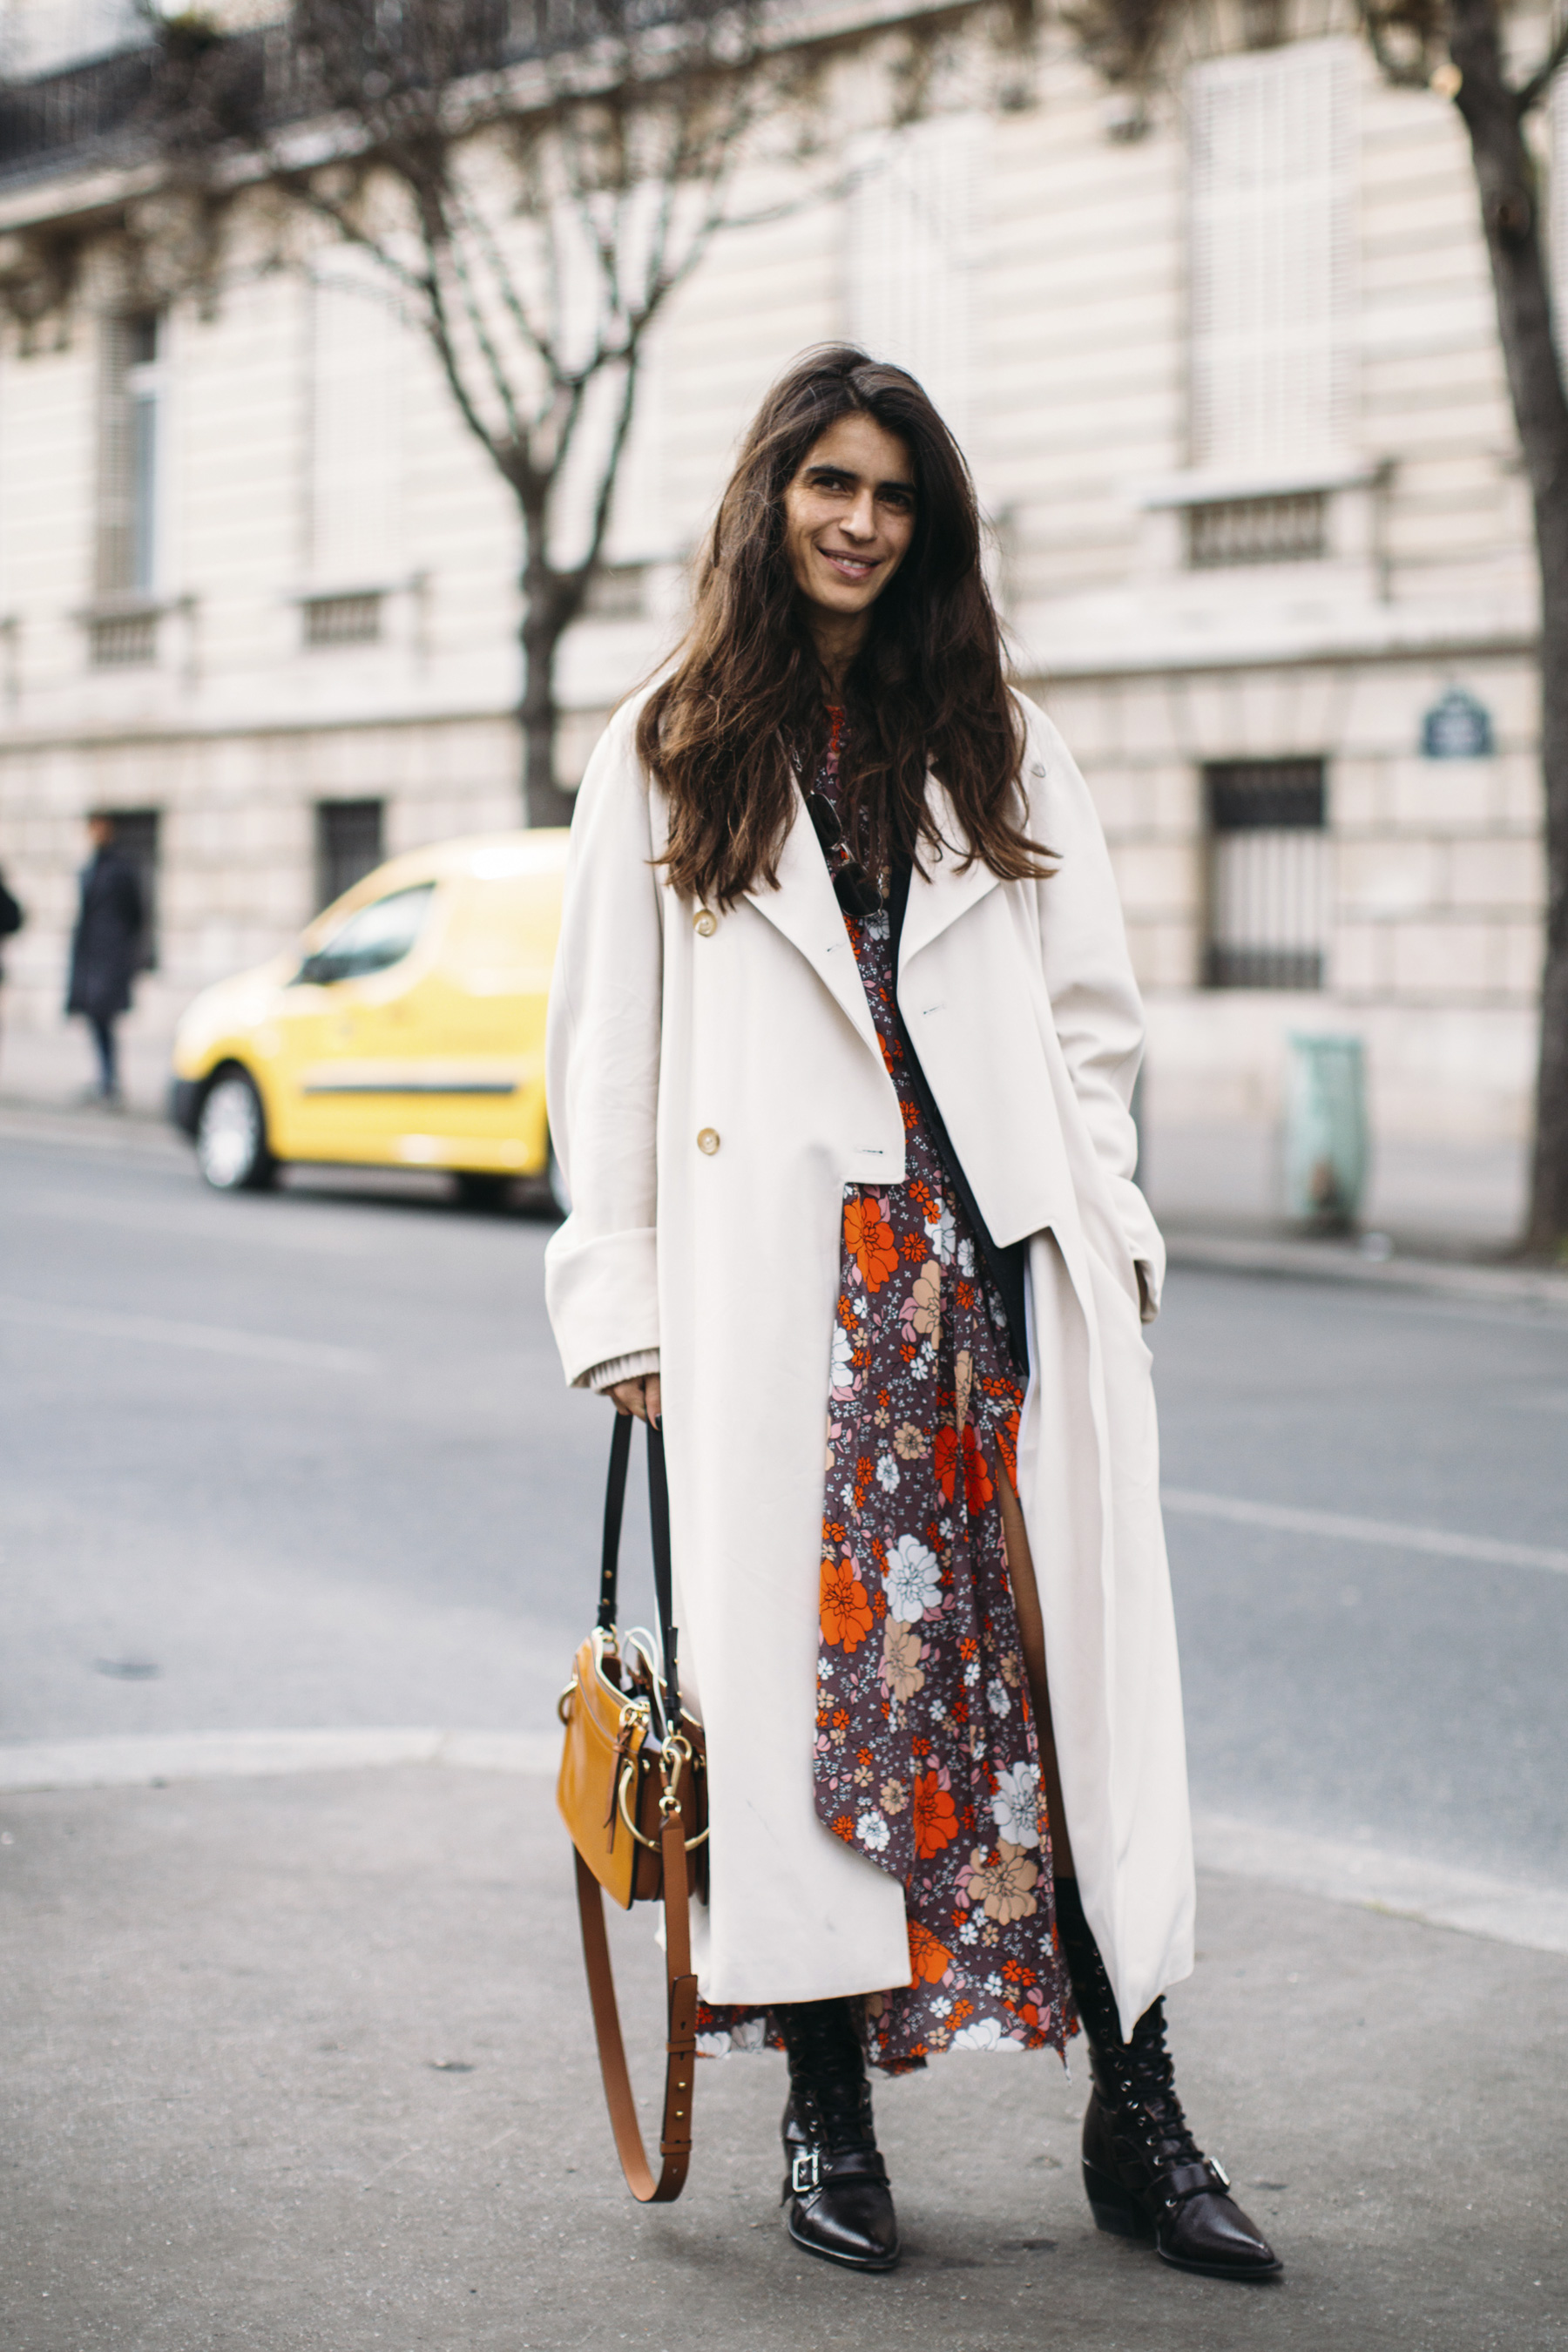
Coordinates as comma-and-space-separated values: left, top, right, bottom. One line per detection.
573, 1801, 698, 2203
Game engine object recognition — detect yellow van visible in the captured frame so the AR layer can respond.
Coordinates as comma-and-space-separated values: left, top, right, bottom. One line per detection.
169, 831, 569, 1202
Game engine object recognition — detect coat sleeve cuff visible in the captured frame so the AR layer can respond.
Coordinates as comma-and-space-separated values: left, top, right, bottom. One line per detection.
544, 1222, 660, 1389
577, 1348, 662, 1394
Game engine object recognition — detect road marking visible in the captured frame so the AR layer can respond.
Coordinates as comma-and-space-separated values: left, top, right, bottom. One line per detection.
0, 1294, 374, 1373
1162, 1486, 1568, 1578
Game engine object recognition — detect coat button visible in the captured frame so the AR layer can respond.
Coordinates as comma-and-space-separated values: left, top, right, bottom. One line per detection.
693, 909, 717, 936
696, 1127, 720, 1155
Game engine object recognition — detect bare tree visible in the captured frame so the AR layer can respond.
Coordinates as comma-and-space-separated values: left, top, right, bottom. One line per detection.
145, 0, 795, 826
1064, 0, 1568, 1260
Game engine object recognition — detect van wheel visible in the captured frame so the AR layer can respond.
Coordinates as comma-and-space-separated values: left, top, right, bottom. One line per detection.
195, 1071, 276, 1192
453, 1171, 511, 1211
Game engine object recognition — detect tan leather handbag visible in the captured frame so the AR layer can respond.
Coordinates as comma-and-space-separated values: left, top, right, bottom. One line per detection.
558, 1413, 708, 2201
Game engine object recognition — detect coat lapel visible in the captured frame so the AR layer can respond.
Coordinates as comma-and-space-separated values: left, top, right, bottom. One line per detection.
898, 780, 1003, 974
744, 786, 882, 1058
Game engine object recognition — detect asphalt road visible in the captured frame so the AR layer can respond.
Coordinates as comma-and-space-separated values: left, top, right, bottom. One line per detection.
4, 1116, 1567, 1893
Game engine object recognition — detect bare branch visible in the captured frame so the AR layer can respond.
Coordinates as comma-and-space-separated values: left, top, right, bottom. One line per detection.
1517, 17, 1568, 114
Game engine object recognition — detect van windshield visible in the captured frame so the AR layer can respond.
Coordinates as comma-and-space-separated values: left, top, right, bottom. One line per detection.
296, 883, 436, 986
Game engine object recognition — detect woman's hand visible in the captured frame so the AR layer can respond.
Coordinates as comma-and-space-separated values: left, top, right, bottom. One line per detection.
609, 1373, 662, 1426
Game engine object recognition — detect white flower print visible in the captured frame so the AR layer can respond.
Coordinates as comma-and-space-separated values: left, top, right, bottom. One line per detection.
958, 1918, 980, 1945
952, 2017, 1023, 2051
856, 1809, 890, 1852
695, 2031, 733, 2058
957, 1236, 977, 1278
829, 1323, 855, 1396
930, 1995, 953, 2018
875, 1455, 900, 1494
924, 1203, 956, 1263
817, 1655, 833, 1681
731, 2017, 768, 2052
883, 1533, 943, 1621
986, 1677, 1010, 1718
963, 1657, 982, 1688
990, 1761, 1042, 1849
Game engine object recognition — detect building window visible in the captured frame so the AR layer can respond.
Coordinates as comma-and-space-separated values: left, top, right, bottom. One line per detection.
845, 114, 978, 446
315, 799, 385, 911
310, 255, 402, 591
303, 591, 383, 648
1204, 759, 1328, 990
1186, 490, 1328, 568
98, 311, 163, 602
102, 807, 161, 971
1187, 42, 1356, 471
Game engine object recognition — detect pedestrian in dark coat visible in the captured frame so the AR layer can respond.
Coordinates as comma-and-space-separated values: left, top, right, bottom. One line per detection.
66, 814, 145, 1104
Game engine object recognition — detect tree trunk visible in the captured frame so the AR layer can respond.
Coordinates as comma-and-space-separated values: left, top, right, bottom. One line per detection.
519, 537, 578, 833
1450, 0, 1568, 1256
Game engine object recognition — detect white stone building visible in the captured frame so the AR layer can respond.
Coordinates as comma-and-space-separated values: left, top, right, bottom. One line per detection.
0, 4, 1553, 1235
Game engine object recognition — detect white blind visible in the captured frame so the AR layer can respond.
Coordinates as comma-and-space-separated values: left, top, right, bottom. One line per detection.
845, 114, 978, 447
1187, 40, 1356, 470
310, 254, 403, 585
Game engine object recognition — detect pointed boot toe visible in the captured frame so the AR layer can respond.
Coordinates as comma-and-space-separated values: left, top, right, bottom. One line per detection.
782, 2135, 901, 2271
1155, 2173, 1281, 2281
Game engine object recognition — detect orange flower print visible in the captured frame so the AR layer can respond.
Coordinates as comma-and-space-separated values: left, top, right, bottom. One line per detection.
907, 1919, 953, 1984
933, 1423, 959, 1500
912, 1768, 959, 1859
843, 1195, 900, 1292
961, 1423, 994, 1515
820, 1557, 874, 1652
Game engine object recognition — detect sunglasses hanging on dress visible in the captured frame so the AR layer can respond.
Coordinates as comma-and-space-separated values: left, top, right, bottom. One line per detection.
804, 788, 886, 919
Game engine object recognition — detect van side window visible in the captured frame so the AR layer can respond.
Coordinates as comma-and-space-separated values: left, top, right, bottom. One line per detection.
296, 883, 435, 985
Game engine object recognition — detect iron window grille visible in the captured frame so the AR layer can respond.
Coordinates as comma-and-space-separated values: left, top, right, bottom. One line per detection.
1204, 758, 1329, 990
1186, 491, 1328, 568
303, 591, 383, 648
315, 800, 385, 912
101, 808, 160, 971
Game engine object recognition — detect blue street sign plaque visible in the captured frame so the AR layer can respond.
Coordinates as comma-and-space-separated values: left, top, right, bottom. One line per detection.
1421, 686, 1494, 760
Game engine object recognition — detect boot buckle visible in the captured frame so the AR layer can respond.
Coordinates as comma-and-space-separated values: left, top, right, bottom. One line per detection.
1208, 2156, 1231, 2190
791, 2150, 821, 2195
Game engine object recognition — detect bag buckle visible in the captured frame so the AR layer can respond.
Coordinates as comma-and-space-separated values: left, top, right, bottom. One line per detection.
790, 2150, 821, 2196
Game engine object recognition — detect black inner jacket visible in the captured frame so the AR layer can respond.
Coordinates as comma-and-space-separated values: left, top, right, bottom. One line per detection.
886, 853, 1031, 1376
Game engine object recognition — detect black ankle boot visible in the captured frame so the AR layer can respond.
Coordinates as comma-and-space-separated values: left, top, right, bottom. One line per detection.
776, 1998, 900, 2272
1055, 1879, 1281, 2281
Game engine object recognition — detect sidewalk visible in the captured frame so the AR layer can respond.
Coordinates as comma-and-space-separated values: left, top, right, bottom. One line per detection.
3, 1757, 1564, 2352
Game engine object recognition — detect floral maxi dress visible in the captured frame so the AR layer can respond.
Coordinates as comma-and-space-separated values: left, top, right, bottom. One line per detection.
699, 733, 1071, 2075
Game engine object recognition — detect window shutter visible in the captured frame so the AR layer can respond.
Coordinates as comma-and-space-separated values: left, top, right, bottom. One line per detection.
845, 114, 979, 447
1187, 41, 1356, 470
310, 254, 403, 586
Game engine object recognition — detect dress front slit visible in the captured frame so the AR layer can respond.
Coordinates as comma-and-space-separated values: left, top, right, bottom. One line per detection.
696, 722, 1071, 2073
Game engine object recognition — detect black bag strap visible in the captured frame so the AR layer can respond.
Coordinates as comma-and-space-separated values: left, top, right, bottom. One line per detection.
598, 1411, 680, 1726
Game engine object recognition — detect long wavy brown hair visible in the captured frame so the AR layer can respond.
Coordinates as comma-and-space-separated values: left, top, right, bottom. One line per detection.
638, 346, 1048, 907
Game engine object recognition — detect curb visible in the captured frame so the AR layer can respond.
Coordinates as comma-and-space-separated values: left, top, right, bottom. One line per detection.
1164, 1227, 1568, 1312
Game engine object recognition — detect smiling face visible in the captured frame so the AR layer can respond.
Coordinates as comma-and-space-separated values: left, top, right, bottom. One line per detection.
781, 413, 917, 658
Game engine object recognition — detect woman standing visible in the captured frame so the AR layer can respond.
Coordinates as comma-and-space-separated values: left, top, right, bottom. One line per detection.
545, 348, 1280, 2285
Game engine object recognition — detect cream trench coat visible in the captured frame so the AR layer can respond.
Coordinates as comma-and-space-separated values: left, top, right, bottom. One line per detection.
544, 689, 1194, 2041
